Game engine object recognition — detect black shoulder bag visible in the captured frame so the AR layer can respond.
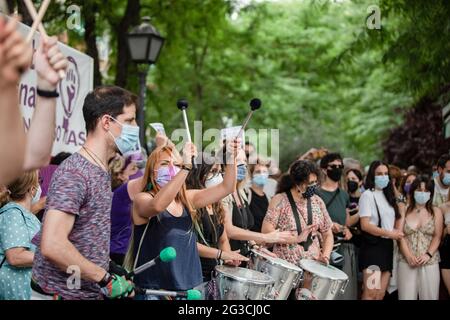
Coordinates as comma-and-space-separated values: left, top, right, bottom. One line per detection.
286, 190, 313, 251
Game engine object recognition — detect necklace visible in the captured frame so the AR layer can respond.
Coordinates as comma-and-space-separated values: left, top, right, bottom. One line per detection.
415, 205, 425, 214
82, 146, 108, 171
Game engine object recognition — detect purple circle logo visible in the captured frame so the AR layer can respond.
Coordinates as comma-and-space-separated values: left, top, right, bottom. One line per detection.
59, 56, 80, 119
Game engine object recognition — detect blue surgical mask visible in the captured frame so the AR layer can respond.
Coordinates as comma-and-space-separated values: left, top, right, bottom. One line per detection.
32, 185, 42, 205
374, 175, 389, 190
414, 191, 431, 205
109, 117, 140, 155
237, 164, 247, 182
253, 173, 269, 187
443, 173, 450, 186
432, 171, 439, 180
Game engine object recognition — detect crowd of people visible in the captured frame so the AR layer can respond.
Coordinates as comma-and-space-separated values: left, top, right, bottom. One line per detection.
0, 14, 450, 301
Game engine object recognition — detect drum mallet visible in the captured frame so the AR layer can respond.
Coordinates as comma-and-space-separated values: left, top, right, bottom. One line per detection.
177, 99, 197, 169
236, 98, 262, 139
125, 246, 176, 279
134, 287, 202, 300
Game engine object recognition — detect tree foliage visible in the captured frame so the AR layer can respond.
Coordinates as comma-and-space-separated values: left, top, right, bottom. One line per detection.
19, 0, 447, 170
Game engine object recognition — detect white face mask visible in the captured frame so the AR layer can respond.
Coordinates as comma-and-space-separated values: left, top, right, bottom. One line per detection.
205, 174, 223, 188
32, 185, 42, 205
414, 191, 431, 205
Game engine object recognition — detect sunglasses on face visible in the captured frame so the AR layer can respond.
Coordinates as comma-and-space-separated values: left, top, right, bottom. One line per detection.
328, 165, 344, 170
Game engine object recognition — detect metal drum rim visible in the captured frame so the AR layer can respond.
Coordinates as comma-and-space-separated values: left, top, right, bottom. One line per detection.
215, 265, 275, 285
251, 249, 302, 272
299, 259, 348, 281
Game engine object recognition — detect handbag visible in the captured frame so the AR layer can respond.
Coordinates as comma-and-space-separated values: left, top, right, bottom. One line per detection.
361, 193, 382, 245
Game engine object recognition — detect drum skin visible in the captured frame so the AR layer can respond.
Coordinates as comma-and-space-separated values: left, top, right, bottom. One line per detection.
214, 265, 275, 300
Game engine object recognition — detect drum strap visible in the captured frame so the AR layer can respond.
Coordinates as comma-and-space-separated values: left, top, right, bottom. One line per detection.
286, 190, 313, 251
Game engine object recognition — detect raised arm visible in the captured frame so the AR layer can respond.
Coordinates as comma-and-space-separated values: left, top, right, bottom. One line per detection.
134, 142, 196, 219
187, 139, 239, 209
0, 16, 32, 185
23, 36, 68, 170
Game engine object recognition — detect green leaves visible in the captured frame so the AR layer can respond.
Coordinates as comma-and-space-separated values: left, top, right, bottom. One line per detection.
44, 0, 435, 169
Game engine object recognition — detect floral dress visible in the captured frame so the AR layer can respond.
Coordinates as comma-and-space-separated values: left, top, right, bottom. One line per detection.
263, 193, 332, 267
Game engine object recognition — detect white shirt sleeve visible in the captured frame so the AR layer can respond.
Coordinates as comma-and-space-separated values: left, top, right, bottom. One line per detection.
358, 190, 374, 219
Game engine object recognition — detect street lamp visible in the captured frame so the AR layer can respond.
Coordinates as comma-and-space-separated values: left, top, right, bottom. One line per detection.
126, 16, 165, 150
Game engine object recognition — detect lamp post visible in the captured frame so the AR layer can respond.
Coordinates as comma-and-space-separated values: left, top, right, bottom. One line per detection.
126, 16, 165, 150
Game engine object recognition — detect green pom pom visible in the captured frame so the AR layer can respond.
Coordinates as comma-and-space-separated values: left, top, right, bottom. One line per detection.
160, 247, 177, 262
187, 289, 202, 300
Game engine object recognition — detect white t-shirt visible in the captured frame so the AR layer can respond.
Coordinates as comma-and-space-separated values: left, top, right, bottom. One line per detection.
359, 189, 395, 233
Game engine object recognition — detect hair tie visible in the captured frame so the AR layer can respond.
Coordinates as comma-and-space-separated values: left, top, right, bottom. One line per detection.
6, 189, 11, 195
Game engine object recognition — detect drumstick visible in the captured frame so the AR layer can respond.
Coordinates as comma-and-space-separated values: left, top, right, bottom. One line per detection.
24, 0, 65, 79
24, 0, 48, 38
25, 0, 51, 44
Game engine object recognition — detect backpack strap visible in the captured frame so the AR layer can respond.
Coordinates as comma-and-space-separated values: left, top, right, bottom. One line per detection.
325, 188, 340, 207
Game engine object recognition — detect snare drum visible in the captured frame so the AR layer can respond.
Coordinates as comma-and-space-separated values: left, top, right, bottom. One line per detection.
299, 259, 348, 300
249, 249, 302, 300
214, 265, 275, 300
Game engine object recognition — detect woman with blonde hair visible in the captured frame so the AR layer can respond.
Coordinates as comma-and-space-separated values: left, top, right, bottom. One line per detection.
0, 171, 41, 300
125, 139, 240, 299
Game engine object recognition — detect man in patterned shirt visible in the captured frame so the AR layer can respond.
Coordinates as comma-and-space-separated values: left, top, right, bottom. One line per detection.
31, 86, 140, 300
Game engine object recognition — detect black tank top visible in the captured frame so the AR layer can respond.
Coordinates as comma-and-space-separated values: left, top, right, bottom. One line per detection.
230, 192, 254, 256
197, 208, 224, 281
249, 188, 269, 233
133, 208, 202, 291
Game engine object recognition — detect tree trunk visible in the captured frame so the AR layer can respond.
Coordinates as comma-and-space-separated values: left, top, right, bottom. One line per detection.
82, 2, 102, 87
114, 0, 140, 88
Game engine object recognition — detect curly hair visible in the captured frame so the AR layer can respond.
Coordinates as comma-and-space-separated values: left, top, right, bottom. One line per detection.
277, 160, 321, 194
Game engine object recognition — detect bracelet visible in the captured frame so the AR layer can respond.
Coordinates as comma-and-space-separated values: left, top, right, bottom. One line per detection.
219, 250, 223, 260
216, 249, 222, 260
181, 164, 192, 172
98, 272, 112, 288
37, 88, 59, 98
426, 251, 433, 258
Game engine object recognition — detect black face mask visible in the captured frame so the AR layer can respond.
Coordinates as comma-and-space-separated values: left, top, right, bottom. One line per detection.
347, 181, 359, 193
327, 167, 343, 182
302, 184, 317, 199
